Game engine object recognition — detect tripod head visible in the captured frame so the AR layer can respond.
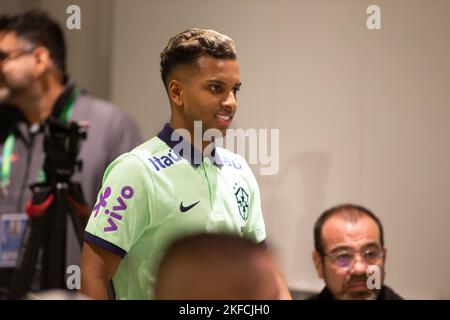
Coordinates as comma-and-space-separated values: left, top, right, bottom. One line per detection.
29, 116, 90, 218
42, 117, 87, 184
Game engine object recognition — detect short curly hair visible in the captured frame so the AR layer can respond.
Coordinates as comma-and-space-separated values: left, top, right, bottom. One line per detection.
160, 28, 236, 88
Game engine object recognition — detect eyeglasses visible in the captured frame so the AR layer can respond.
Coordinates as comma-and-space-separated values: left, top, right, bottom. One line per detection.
322, 246, 384, 268
0, 48, 35, 63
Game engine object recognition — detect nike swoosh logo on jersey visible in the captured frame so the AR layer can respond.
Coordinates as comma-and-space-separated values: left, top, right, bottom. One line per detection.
180, 200, 200, 213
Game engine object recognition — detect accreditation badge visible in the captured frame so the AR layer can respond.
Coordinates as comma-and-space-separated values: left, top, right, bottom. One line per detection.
0, 213, 28, 267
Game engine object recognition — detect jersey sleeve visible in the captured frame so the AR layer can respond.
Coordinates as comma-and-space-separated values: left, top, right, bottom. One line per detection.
84, 153, 154, 257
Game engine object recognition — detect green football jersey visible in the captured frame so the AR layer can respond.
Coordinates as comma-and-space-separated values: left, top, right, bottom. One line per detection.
84, 124, 266, 299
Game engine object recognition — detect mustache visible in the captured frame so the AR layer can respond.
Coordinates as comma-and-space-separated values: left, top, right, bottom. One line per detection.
216, 111, 234, 117
346, 276, 368, 286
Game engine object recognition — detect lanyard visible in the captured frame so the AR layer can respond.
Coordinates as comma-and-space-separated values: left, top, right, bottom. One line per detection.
0, 89, 78, 196
58, 89, 77, 123
1, 133, 14, 196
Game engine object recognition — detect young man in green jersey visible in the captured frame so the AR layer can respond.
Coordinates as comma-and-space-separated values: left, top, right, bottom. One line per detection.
80, 28, 290, 300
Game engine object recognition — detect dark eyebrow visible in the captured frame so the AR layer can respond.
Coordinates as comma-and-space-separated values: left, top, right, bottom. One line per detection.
206, 80, 225, 85
361, 242, 381, 250
329, 242, 381, 254
206, 80, 242, 88
328, 246, 353, 254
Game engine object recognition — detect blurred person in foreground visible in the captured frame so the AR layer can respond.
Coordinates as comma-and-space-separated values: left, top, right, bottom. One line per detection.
155, 233, 283, 300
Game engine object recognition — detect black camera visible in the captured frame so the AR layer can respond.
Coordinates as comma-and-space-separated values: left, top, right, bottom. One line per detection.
42, 117, 87, 182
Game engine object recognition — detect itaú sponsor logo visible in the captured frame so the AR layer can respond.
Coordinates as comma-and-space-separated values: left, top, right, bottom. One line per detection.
148, 150, 182, 171
147, 149, 243, 171
151, 121, 280, 175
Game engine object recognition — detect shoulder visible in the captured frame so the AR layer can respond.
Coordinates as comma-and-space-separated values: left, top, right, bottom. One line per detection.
104, 152, 146, 179
129, 136, 171, 158
75, 93, 117, 114
100, 149, 159, 199
110, 135, 164, 164
118, 135, 179, 174
73, 93, 137, 126
379, 285, 403, 300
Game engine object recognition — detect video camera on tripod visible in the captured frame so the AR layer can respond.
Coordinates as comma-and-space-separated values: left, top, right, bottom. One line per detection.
42, 117, 87, 182
7, 117, 89, 299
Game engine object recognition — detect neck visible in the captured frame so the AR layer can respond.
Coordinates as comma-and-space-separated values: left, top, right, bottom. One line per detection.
14, 76, 64, 125
169, 116, 210, 152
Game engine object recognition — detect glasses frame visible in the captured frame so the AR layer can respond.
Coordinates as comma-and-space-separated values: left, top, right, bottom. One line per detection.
321, 246, 385, 269
0, 47, 36, 63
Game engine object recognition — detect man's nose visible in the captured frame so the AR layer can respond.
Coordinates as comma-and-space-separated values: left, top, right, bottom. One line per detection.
350, 255, 367, 275
222, 91, 237, 110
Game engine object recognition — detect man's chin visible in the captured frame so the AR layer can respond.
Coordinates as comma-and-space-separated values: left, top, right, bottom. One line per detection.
342, 289, 378, 300
203, 125, 228, 139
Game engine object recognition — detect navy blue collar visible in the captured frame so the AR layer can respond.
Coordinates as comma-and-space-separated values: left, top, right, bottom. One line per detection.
157, 123, 223, 168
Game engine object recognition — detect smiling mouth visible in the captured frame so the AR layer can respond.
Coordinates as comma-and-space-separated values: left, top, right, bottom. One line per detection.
216, 114, 231, 121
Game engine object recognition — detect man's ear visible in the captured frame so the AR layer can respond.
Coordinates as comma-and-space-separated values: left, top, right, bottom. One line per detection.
312, 251, 324, 279
168, 79, 184, 108
31, 47, 51, 77
383, 246, 387, 264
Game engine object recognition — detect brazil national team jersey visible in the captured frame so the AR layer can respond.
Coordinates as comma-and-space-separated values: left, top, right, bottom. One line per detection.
84, 123, 266, 299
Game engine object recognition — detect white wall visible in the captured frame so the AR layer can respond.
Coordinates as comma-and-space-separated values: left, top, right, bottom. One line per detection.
110, 0, 450, 299
40, 0, 113, 100
0, 0, 40, 14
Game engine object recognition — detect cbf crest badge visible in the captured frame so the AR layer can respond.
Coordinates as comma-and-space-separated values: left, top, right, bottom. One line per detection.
233, 182, 249, 221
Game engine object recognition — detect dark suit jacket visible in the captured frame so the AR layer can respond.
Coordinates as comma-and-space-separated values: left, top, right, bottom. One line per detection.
307, 285, 403, 300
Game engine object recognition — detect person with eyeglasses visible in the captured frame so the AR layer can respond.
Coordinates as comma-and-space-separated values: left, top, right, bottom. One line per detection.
309, 204, 403, 300
0, 11, 142, 295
